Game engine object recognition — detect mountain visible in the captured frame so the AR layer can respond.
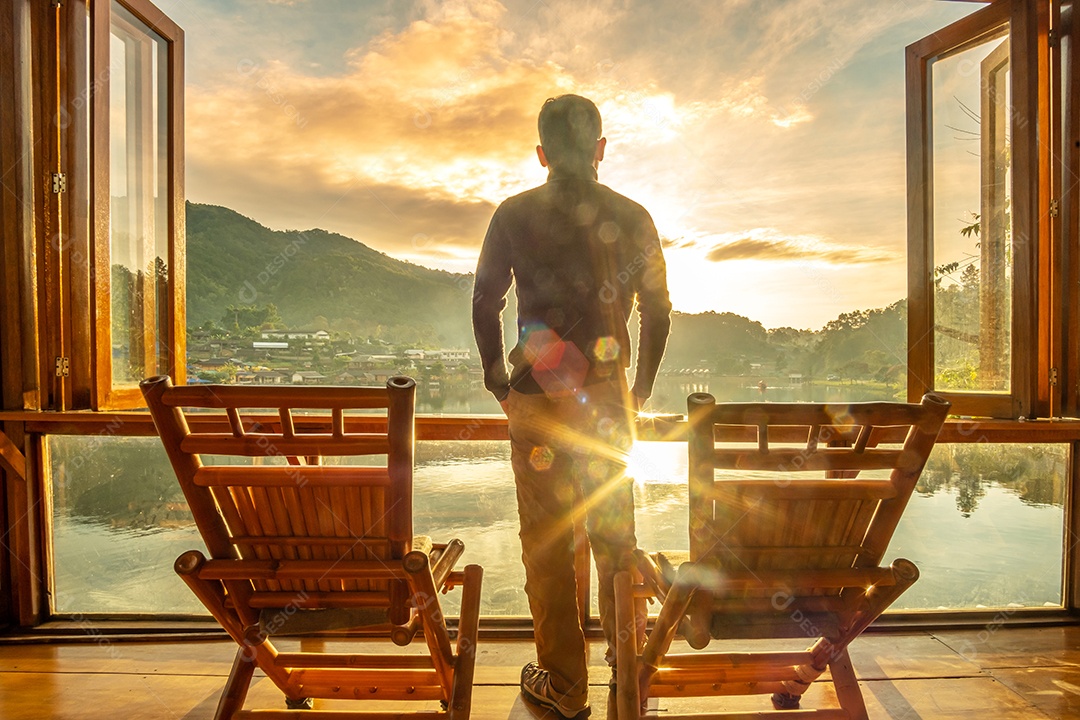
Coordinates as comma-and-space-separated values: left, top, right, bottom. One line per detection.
185, 203, 475, 347
184, 202, 909, 385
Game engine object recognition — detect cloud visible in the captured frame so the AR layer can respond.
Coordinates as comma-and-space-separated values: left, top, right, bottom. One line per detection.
166, 0, 979, 325
701, 229, 893, 265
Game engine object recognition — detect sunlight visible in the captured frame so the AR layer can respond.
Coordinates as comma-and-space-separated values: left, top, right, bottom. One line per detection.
626, 440, 687, 485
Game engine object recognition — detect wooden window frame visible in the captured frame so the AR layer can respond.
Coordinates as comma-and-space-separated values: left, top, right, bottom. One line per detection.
89, 0, 185, 410
907, 0, 1053, 419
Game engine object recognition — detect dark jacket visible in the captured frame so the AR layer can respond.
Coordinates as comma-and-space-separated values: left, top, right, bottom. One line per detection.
472, 165, 672, 401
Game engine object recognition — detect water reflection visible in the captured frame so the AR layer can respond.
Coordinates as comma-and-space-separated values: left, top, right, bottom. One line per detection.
50, 437, 1065, 614
918, 444, 1067, 516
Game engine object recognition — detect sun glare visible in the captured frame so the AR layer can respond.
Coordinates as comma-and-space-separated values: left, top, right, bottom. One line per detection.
626, 440, 686, 485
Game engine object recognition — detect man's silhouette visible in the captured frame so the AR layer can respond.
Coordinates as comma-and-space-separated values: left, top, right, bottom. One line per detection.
473, 94, 671, 718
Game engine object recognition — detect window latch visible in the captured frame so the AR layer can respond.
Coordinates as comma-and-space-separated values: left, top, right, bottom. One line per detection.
55, 356, 69, 378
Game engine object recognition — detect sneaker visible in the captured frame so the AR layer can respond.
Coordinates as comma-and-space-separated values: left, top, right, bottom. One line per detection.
520, 662, 591, 719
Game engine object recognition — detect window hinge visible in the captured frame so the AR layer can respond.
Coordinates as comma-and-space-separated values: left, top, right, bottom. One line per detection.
55, 356, 69, 378
1050, 367, 1059, 386
51, 172, 66, 194
1050, 198, 1060, 217
51, 0, 63, 8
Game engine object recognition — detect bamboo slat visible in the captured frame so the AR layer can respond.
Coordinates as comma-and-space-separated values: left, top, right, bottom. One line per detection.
654, 664, 804, 685
181, 434, 390, 457
448, 564, 483, 719
235, 712, 443, 720
713, 447, 906, 473
706, 479, 897, 501
290, 668, 440, 687
275, 653, 433, 669
198, 559, 407, 581
708, 400, 931, 428
403, 551, 455, 694
699, 567, 895, 592
662, 651, 815, 669
246, 591, 392, 609
162, 384, 391, 409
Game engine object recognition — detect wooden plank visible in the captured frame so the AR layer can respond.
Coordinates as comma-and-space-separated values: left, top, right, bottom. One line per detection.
60, 0, 91, 410
1012, 0, 1047, 419
167, 9, 186, 389
0, 0, 37, 415
0, 429, 27, 480
88, 0, 112, 410
1066, 0, 1080, 418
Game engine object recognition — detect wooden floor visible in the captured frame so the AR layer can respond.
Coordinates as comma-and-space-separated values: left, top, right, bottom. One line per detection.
1, 626, 1079, 718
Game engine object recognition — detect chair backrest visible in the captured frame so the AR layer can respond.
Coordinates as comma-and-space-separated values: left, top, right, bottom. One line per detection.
686, 393, 949, 585
141, 375, 416, 617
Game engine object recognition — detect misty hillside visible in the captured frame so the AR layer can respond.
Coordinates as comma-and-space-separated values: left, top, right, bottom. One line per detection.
185, 202, 475, 347
185, 202, 911, 384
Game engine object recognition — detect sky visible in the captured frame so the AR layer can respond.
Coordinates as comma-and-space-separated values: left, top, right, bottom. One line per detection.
150, 0, 981, 330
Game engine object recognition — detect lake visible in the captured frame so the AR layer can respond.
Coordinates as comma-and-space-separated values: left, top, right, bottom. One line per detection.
50, 439, 1066, 616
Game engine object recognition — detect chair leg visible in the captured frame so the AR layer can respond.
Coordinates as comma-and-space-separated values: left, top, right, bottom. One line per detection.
214, 647, 256, 720
829, 646, 869, 720
449, 564, 483, 720
614, 571, 640, 720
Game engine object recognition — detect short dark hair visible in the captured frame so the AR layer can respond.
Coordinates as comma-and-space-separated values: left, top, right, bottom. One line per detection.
537, 95, 602, 168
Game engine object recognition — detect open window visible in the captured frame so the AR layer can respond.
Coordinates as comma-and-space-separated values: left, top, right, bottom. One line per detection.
907, 0, 1052, 418
89, 0, 185, 408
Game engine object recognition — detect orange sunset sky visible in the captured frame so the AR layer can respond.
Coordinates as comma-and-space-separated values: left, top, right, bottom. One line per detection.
153, 0, 981, 330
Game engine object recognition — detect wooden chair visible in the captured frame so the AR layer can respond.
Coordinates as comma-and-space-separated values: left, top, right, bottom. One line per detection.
614, 392, 949, 720
141, 375, 483, 720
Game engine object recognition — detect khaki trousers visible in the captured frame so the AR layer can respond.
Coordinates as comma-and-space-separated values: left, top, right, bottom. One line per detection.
506, 383, 637, 704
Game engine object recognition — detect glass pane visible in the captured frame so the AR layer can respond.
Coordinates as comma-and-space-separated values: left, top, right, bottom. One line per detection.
50, 433, 1066, 615
50, 436, 532, 616
891, 442, 1065, 609
109, 1, 169, 386
626, 441, 1065, 612
50, 435, 206, 614
931, 28, 1012, 392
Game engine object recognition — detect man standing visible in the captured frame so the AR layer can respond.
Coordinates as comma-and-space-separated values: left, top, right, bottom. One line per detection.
473, 94, 671, 718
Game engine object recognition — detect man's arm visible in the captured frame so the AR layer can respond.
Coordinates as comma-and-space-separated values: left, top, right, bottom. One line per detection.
630, 216, 672, 401
472, 207, 514, 402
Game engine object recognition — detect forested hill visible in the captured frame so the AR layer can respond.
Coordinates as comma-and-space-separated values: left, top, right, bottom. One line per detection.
185, 202, 910, 383
185, 202, 475, 346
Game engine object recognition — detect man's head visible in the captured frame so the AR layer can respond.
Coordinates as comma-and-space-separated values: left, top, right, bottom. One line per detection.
536, 94, 606, 172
